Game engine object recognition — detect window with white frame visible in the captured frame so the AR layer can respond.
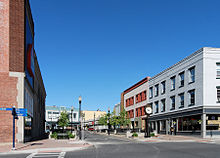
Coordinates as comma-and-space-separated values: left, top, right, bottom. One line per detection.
170, 96, 175, 110
161, 99, 166, 112
150, 87, 153, 98
179, 93, 184, 108
155, 101, 159, 113
188, 89, 195, 106
216, 63, 220, 78
155, 84, 159, 97
189, 67, 195, 83
217, 87, 220, 103
161, 81, 166, 94
179, 72, 184, 87
170, 76, 175, 90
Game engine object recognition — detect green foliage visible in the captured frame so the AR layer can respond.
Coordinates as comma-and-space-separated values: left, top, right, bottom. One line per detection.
58, 111, 69, 129
98, 114, 108, 125
132, 132, 138, 137
150, 133, 155, 137
119, 109, 131, 127
67, 131, 75, 139
111, 110, 120, 127
51, 132, 58, 139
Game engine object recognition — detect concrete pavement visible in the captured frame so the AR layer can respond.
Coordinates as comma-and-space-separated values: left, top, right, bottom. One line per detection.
0, 138, 92, 156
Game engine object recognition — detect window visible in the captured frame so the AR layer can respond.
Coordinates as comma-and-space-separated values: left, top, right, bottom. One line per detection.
217, 63, 220, 78
217, 87, 220, 103
149, 87, 153, 98
73, 113, 76, 119
189, 67, 195, 83
179, 72, 184, 87
179, 93, 184, 108
161, 99, 166, 112
155, 84, 159, 97
170, 96, 175, 110
171, 76, 176, 90
188, 90, 195, 106
161, 81, 166, 94
155, 101, 159, 113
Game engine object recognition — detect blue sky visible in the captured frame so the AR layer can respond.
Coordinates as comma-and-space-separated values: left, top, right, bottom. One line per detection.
30, 0, 220, 112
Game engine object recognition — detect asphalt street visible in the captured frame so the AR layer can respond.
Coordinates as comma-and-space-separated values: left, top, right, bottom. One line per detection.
66, 131, 220, 158
2, 132, 220, 158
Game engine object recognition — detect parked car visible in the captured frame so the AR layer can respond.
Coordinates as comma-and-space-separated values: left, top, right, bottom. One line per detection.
88, 128, 94, 131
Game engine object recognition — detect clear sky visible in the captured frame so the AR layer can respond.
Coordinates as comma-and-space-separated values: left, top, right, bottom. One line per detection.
30, 0, 220, 112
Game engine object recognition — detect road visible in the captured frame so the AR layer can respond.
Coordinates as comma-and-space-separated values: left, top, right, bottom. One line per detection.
66, 131, 220, 158
1, 131, 220, 158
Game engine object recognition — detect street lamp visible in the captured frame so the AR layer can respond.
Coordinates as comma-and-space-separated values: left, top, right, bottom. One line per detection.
79, 96, 82, 140
94, 112, 96, 131
144, 106, 152, 138
107, 107, 110, 135
71, 107, 73, 133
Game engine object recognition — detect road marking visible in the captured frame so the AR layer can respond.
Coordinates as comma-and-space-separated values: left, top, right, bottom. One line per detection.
26, 152, 66, 158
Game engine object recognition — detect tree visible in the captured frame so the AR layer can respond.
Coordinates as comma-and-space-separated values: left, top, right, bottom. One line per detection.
98, 114, 108, 125
111, 110, 120, 129
119, 109, 131, 128
58, 111, 69, 132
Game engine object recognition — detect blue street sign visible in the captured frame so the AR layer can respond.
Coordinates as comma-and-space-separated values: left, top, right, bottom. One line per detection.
0, 107, 27, 116
16, 108, 27, 116
0, 108, 12, 111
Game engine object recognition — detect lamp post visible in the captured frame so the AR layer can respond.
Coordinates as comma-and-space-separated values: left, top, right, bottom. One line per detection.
107, 107, 110, 135
94, 112, 96, 131
71, 107, 73, 133
79, 96, 82, 140
144, 106, 152, 138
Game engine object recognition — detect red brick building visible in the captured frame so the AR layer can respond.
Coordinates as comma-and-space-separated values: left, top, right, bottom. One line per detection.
121, 77, 150, 131
0, 0, 46, 143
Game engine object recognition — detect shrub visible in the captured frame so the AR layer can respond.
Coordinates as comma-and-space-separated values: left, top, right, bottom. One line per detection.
150, 133, 155, 137
132, 132, 138, 137
67, 131, 75, 139
51, 132, 58, 139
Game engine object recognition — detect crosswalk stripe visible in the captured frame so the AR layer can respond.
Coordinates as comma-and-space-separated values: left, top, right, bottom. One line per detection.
26, 152, 66, 158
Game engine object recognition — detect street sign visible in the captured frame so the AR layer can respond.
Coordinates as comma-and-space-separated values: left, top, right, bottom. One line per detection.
16, 108, 27, 116
0, 108, 12, 111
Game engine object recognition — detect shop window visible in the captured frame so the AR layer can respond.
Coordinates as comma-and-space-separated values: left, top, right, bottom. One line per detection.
189, 66, 195, 83
188, 89, 195, 106
161, 81, 166, 94
179, 71, 184, 87
170, 76, 176, 91
170, 96, 175, 110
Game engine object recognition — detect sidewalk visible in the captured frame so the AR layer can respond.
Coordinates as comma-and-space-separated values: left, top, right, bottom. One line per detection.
0, 138, 92, 155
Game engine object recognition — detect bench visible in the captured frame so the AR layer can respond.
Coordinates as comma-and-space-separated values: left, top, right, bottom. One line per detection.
57, 133, 69, 139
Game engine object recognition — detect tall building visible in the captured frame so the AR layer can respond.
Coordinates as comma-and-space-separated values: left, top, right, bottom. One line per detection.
0, 0, 46, 143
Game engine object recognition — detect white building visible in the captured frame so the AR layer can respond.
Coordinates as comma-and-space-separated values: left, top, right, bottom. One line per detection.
148, 47, 220, 138
114, 103, 121, 116
45, 105, 79, 129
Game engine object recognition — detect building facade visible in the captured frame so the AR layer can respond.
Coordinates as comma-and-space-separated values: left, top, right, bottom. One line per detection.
148, 47, 220, 138
0, 0, 46, 143
123, 77, 150, 131
45, 106, 79, 130
113, 103, 120, 116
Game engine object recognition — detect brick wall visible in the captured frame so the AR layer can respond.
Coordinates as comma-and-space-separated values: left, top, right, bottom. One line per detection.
0, 72, 18, 143
0, 0, 9, 72
9, 0, 25, 72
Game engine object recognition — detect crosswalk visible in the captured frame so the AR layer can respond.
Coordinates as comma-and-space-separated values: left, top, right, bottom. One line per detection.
26, 151, 66, 158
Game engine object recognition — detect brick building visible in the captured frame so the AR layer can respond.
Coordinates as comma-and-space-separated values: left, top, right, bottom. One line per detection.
122, 77, 150, 131
0, 0, 46, 143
